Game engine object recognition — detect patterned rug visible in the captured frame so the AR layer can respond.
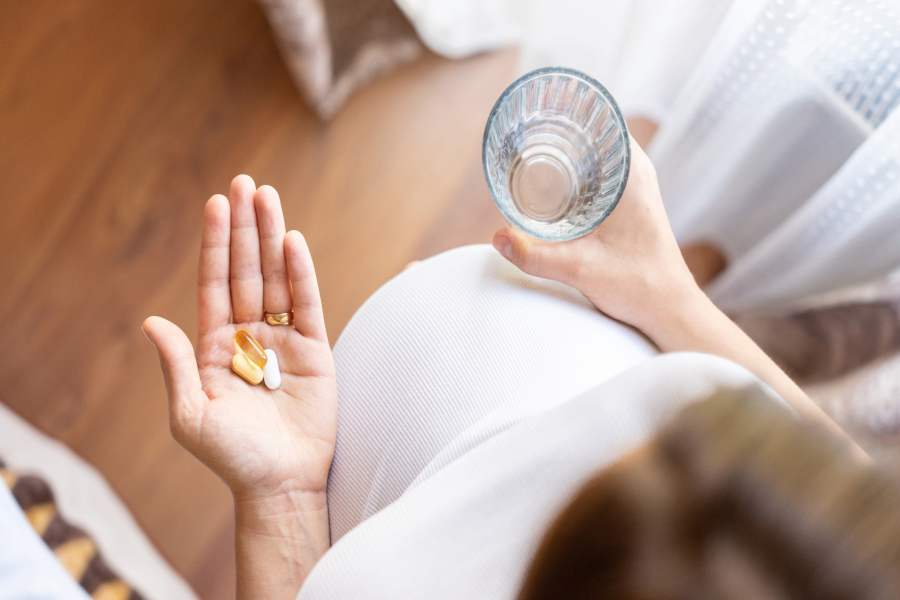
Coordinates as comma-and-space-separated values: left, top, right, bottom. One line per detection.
0, 459, 145, 600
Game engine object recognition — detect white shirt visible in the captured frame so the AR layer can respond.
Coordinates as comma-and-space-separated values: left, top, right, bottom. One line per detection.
299, 245, 783, 599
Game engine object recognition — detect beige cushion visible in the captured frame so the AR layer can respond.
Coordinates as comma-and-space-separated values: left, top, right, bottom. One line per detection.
258, 0, 423, 118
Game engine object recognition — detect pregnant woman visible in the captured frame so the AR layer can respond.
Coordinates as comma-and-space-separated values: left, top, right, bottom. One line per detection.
142, 141, 888, 599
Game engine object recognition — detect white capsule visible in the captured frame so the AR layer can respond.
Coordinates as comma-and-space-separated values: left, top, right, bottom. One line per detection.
263, 349, 281, 390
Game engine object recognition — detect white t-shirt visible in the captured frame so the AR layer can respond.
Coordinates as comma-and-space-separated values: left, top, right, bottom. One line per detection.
298, 245, 783, 599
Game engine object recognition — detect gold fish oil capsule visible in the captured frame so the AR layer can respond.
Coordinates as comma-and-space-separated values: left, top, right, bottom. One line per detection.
232, 353, 264, 385
234, 329, 267, 368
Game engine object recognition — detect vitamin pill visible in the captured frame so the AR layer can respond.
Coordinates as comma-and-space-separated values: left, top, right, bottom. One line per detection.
263, 349, 281, 390
232, 353, 264, 385
234, 329, 267, 368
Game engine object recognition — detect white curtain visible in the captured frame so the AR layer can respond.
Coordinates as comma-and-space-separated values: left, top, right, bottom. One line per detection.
652, 0, 900, 311
395, 0, 900, 312
392, 0, 738, 121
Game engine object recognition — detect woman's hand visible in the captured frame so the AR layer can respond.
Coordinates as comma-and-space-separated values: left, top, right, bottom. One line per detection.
143, 176, 335, 597
492, 138, 701, 344
492, 142, 866, 460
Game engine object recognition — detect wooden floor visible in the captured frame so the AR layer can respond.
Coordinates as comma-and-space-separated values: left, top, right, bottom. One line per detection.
0, 1, 513, 597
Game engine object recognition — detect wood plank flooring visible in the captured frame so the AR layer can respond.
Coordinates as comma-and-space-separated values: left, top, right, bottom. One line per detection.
0, 1, 514, 597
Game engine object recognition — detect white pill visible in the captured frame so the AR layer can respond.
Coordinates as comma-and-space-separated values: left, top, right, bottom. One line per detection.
263, 349, 281, 390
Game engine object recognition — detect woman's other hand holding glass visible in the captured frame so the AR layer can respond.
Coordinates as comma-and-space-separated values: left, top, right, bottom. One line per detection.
492, 142, 867, 460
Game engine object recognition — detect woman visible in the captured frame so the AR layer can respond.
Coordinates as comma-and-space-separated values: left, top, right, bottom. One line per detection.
519, 390, 900, 600
142, 140, 871, 599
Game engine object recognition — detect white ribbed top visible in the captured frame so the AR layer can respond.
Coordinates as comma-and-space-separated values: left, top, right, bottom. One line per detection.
299, 245, 779, 599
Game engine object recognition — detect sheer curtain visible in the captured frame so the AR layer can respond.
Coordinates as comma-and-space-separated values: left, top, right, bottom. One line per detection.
391, 0, 738, 121
651, 0, 900, 311
395, 0, 900, 312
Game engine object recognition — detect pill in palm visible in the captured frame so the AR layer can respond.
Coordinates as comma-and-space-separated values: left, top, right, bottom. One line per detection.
234, 329, 267, 368
263, 349, 281, 390
232, 353, 264, 385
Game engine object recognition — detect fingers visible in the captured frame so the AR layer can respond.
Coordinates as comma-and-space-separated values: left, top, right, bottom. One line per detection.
198, 195, 232, 336
142, 316, 207, 436
493, 228, 554, 273
622, 139, 659, 198
229, 175, 264, 323
254, 185, 293, 314
284, 230, 329, 342
492, 228, 585, 286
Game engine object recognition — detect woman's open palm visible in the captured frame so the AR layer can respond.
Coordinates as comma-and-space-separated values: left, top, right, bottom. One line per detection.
143, 176, 337, 501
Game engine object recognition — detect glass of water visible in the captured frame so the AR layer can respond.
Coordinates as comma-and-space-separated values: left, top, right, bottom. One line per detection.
482, 67, 631, 241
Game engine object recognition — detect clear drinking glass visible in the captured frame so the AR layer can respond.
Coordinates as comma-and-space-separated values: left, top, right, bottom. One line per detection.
482, 67, 631, 241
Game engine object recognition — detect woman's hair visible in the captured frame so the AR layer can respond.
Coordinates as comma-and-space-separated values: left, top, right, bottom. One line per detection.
518, 389, 900, 600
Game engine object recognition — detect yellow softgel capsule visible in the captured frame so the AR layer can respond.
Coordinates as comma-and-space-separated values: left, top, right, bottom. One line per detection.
232, 353, 264, 385
234, 329, 267, 368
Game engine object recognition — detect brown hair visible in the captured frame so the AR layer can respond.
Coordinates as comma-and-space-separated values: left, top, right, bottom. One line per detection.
518, 389, 900, 600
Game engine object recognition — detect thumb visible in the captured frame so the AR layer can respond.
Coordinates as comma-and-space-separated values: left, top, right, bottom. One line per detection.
141, 316, 207, 436
492, 228, 564, 280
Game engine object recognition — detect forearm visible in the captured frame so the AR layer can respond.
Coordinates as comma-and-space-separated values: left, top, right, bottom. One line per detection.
640, 286, 869, 460
234, 489, 330, 600
491, 135, 865, 458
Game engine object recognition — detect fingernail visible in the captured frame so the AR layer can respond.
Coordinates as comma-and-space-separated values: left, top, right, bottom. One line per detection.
494, 236, 512, 259
141, 326, 155, 347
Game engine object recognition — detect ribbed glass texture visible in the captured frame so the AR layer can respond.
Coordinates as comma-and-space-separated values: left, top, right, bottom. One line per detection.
483, 67, 631, 241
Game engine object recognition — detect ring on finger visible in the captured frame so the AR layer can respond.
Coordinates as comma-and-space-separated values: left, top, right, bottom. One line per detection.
264, 311, 294, 326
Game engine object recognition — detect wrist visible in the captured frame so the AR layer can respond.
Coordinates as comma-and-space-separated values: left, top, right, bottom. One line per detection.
633, 281, 723, 353
234, 488, 330, 600
234, 486, 329, 549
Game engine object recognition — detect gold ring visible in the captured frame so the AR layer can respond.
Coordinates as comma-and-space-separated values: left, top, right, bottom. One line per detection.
264, 311, 294, 326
